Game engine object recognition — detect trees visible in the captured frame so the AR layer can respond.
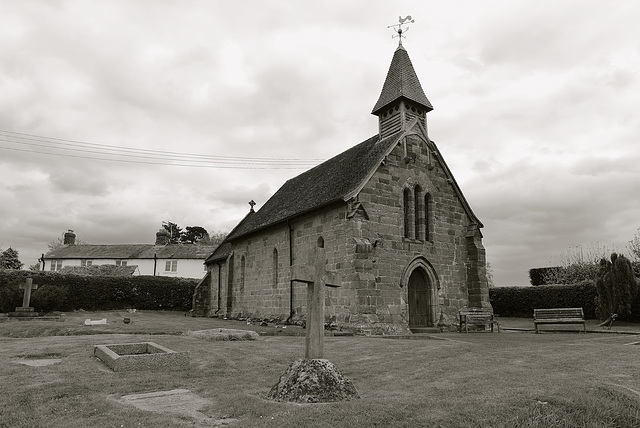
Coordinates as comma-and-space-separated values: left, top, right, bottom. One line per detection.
595, 253, 638, 321
162, 222, 183, 244
541, 243, 614, 285
208, 230, 227, 246
162, 222, 226, 246
180, 226, 210, 244
486, 262, 495, 287
629, 228, 640, 261
0, 247, 24, 270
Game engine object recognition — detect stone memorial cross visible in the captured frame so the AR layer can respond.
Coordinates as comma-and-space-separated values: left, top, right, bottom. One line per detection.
19, 278, 38, 309
291, 246, 341, 359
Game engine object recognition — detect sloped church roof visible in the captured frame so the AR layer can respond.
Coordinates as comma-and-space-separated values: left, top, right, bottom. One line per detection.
225, 131, 402, 241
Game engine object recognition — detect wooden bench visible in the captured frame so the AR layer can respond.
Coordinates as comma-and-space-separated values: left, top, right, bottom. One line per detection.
533, 308, 586, 333
459, 309, 500, 333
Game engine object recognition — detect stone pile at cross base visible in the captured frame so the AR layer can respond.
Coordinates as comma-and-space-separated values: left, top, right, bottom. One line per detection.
267, 358, 359, 403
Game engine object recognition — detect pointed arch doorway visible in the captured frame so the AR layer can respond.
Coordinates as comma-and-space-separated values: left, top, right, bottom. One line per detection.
401, 256, 439, 329
408, 268, 430, 328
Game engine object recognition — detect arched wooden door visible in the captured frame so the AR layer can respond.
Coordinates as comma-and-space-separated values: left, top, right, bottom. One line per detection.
408, 268, 431, 328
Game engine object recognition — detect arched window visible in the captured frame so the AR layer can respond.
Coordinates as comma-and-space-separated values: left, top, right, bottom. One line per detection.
403, 188, 411, 238
414, 185, 422, 240
317, 236, 324, 248
272, 248, 278, 288
425, 193, 431, 241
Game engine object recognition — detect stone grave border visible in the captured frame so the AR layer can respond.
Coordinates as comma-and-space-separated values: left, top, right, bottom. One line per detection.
94, 342, 188, 372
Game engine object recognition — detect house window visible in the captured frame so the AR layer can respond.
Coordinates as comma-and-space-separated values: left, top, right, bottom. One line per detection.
115, 260, 127, 267
50, 260, 63, 271
81, 260, 93, 267
165, 260, 177, 272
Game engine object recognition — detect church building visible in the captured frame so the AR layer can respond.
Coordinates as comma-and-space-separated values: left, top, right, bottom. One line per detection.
193, 38, 491, 334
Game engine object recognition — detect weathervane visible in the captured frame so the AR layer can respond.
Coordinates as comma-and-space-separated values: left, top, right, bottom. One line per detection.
388, 15, 415, 46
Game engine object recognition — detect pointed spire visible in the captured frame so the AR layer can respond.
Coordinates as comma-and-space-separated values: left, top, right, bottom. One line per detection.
372, 45, 432, 115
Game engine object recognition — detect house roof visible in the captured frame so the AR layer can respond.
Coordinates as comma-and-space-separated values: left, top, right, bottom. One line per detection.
371, 45, 433, 115
44, 244, 219, 260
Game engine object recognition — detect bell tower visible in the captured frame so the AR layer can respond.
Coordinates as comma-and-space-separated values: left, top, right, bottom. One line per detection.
372, 18, 433, 139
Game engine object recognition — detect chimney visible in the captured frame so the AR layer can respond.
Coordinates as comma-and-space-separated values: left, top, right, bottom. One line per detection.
63, 229, 76, 246
156, 228, 170, 245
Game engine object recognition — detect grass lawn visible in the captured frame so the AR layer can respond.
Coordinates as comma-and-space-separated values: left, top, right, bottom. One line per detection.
1, 311, 640, 427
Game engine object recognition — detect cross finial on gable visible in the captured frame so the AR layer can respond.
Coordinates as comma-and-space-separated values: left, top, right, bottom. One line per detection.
248, 200, 256, 212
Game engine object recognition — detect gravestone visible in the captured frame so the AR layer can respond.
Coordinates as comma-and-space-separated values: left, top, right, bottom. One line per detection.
268, 246, 359, 403
10, 278, 40, 318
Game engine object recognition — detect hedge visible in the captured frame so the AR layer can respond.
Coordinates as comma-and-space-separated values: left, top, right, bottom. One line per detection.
0, 269, 199, 313
528, 267, 559, 286
489, 281, 598, 319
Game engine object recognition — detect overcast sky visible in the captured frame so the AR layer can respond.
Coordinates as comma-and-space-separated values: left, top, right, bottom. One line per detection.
1, 1, 639, 286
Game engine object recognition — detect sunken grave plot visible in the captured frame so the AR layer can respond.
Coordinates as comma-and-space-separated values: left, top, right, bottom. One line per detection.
94, 342, 188, 372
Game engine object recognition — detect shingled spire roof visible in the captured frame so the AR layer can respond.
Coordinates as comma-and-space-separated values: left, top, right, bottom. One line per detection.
371, 44, 433, 115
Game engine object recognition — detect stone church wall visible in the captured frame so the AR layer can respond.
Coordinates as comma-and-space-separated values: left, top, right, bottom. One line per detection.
348, 133, 484, 330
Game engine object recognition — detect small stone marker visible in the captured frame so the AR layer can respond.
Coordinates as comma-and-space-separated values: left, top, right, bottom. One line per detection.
113, 389, 237, 423
291, 246, 341, 359
16, 278, 38, 313
85, 318, 107, 325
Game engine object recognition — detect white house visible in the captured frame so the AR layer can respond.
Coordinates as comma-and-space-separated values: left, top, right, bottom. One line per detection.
42, 230, 217, 279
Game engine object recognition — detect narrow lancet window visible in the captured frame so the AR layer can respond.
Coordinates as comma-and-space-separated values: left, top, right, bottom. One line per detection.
240, 255, 246, 291
272, 248, 278, 288
414, 185, 422, 240
403, 188, 411, 238
425, 193, 431, 241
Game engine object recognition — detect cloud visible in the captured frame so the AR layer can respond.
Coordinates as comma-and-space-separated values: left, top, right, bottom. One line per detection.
1, 0, 639, 287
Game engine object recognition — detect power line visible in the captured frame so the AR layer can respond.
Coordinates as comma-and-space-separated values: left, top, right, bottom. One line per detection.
0, 145, 319, 169
0, 129, 326, 169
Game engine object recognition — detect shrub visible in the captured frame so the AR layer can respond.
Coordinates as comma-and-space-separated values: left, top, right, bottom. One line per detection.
0, 281, 22, 312
539, 263, 600, 285
595, 253, 639, 321
490, 281, 598, 319
529, 267, 558, 286
0, 269, 198, 313
31, 285, 69, 313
